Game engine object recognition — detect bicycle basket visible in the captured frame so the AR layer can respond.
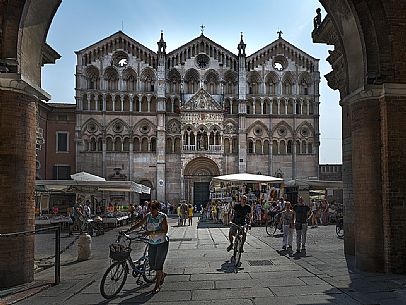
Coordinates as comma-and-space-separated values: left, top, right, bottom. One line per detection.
109, 243, 131, 262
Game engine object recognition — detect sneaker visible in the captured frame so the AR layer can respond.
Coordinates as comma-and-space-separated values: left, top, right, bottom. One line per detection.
226, 244, 233, 252
282, 246, 286, 250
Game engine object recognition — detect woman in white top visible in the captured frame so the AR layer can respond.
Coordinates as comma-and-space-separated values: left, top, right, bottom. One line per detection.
127, 200, 169, 293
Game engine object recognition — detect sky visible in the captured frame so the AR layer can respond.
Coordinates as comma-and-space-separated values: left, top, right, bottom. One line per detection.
42, 0, 342, 164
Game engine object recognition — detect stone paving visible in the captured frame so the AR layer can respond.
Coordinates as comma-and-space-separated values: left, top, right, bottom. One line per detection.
3, 217, 406, 305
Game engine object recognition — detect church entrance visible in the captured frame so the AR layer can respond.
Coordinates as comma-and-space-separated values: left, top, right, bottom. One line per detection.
193, 182, 210, 208
183, 157, 220, 207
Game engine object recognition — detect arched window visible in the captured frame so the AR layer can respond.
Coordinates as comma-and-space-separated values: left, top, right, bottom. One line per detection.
287, 100, 294, 114
82, 94, 89, 111
272, 140, 278, 155
308, 142, 313, 154
174, 138, 181, 153
106, 95, 113, 111
263, 140, 269, 154
232, 99, 238, 114
232, 138, 238, 154
166, 138, 173, 153
248, 140, 254, 154
224, 138, 230, 155
114, 138, 122, 152
141, 138, 148, 152
114, 96, 121, 111
296, 140, 301, 154
255, 140, 262, 154
106, 137, 113, 151
90, 138, 97, 151
224, 99, 231, 114
151, 138, 157, 152
133, 138, 140, 152
123, 138, 130, 151
97, 138, 103, 151
280, 140, 286, 154
272, 100, 278, 114
287, 140, 292, 154
302, 140, 307, 154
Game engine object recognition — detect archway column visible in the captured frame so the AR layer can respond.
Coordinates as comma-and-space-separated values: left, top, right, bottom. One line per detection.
0, 86, 41, 287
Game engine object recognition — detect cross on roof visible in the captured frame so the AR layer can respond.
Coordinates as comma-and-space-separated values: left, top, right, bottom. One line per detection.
277, 30, 283, 39
200, 24, 205, 35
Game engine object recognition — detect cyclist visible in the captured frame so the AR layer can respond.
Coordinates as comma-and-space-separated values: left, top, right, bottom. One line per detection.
126, 200, 169, 293
227, 195, 252, 253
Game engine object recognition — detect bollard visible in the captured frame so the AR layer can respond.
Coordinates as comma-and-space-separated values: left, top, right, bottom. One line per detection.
77, 233, 92, 261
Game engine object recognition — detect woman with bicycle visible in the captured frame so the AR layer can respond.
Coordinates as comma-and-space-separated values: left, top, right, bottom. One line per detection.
127, 200, 169, 293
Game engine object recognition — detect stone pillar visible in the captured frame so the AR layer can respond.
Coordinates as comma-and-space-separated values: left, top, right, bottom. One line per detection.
341, 101, 355, 257
380, 84, 406, 274
351, 97, 384, 272
0, 91, 36, 287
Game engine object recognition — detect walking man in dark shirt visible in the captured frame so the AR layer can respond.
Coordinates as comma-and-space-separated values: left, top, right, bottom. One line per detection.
227, 195, 252, 252
293, 196, 311, 254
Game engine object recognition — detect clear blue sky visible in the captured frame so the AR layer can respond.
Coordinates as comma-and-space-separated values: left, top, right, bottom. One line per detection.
42, 0, 342, 164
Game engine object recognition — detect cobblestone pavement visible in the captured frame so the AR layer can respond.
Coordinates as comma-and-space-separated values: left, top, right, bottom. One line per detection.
3, 217, 406, 305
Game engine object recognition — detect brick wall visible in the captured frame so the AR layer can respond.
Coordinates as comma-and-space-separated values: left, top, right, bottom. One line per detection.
0, 91, 36, 287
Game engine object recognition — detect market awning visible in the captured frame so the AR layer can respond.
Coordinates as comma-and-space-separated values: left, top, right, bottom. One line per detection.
35, 180, 151, 194
70, 171, 106, 181
285, 179, 343, 189
212, 173, 284, 183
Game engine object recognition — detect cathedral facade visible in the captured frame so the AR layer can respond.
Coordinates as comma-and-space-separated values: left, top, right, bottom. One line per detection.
75, 30, 320, 205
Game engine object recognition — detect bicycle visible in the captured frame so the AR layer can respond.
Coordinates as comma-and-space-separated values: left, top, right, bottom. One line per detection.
230, 222, 249, 267
265, 212, 282, 236
336, 215, 344, 238
100, 231, 156, 299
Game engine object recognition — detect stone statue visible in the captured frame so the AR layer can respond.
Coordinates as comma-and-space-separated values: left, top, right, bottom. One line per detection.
314, 8, 322, 30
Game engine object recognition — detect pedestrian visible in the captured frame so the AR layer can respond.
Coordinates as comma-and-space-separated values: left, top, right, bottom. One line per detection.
188, 204, 193, 226
181, 201, 188, 226
281, 202, 294, 251
126, 200, 169, 293
177, 204, 182, 226
293, 197, 311, 254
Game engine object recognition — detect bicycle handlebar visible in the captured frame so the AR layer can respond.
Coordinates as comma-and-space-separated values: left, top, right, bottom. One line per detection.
118, 230, 149, 242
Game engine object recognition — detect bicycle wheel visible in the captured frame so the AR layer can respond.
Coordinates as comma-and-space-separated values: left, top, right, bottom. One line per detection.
142, 257, 157, 283
265, 220, 274, 236
100, 261, 128, 299
234, 236, 242, 267
336, 225, 344, 238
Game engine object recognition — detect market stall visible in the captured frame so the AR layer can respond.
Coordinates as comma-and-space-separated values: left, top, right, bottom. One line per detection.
209, 173, 284, 224
35, 172, 151, 230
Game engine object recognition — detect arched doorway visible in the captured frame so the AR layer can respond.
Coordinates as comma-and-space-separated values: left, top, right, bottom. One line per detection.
183, 157, 220, 208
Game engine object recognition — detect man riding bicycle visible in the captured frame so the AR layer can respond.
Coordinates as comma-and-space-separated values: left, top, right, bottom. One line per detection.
227, 195, 252, 253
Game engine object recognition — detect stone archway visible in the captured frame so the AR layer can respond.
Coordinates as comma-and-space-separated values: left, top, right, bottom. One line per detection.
183, 157, 220, 206
313, 0, 406, 273
0, 0, 62, 287
1, 0, 405, 289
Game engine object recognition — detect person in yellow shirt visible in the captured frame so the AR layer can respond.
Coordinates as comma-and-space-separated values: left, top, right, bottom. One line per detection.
188, 204, 194, 226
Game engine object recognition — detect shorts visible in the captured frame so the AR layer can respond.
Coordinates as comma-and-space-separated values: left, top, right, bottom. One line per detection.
148, 240, 169, 271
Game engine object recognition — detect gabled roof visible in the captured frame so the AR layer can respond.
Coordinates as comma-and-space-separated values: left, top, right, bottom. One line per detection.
75, 31, 156, 55
247, 37, 318, 62
167, 34, 237, 59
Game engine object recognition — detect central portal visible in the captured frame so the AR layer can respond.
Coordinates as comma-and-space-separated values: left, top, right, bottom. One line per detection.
183, 157, 220, 206
193, 182, 210, 208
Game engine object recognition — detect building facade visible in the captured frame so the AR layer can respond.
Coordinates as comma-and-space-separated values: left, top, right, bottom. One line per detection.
74, 31, 320, 206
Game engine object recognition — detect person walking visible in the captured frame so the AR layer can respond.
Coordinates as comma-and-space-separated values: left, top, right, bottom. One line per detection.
188, 204, 193, 226
281, 202, 294, 251
126, 200, 169, 293
293, 197, 311, 254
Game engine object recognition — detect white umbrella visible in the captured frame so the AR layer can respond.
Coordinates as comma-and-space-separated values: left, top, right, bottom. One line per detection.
212, 173, 283, 183
70, 172, 106, 182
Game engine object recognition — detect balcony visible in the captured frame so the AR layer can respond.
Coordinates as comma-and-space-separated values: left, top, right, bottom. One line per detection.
182, 144, 222, 153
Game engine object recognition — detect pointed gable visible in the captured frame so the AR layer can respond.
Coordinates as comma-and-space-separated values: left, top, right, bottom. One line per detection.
181, 88, 222, 112
247, 38, 318, 71
75, 31, 157, 66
